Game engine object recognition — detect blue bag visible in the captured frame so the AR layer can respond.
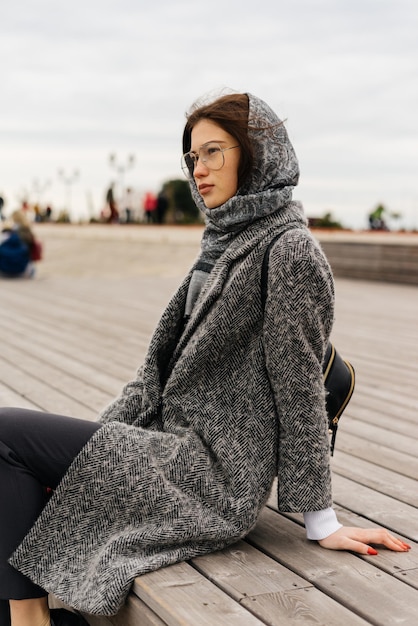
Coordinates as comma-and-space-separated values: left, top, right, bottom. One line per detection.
0, 230, 30, 276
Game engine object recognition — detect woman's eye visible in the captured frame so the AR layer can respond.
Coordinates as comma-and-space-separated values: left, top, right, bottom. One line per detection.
207, 146, 220, 156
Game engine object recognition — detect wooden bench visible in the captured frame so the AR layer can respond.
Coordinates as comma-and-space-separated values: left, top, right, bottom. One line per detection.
1, 226, 418, 625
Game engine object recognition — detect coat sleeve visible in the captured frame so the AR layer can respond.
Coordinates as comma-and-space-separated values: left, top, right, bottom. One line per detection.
98, 365, 146, 425
262, 230, 335, 512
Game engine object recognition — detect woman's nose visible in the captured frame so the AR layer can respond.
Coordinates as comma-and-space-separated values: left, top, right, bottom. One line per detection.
193, 158, 209, 178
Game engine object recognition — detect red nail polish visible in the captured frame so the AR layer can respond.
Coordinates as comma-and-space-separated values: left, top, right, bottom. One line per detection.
367, 547, 378, 555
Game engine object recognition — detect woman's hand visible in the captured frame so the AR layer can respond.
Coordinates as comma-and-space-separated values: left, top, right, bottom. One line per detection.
318, 526, 411, 555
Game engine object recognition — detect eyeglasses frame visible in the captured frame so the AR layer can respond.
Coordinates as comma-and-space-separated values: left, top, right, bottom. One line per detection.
181, 142, 240, 178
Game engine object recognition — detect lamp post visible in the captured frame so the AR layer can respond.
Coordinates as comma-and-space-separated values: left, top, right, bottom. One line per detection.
58, 169, 79, 218
32, 178, 51, 203
108, 153, 135, 195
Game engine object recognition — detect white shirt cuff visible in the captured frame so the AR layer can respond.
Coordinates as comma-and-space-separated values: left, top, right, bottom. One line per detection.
303, 507, 342, 540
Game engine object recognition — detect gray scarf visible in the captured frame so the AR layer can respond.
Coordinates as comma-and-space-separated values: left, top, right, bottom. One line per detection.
185, 93, 301, 317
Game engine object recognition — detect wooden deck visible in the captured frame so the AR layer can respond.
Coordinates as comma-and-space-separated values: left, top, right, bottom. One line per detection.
1, 225, 418, 625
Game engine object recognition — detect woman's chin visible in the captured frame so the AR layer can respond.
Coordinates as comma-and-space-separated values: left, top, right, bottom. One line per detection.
201, 196, 222, 210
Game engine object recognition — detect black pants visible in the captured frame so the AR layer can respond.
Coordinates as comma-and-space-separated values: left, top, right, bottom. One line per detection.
0, 407, 101, 618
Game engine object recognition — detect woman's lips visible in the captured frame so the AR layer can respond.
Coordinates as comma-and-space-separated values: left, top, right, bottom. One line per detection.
198, 184, 214, 195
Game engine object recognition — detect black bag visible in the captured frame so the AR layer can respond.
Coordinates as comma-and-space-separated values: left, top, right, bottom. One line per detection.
322, 343, 355, 454
261, 234, 355, 455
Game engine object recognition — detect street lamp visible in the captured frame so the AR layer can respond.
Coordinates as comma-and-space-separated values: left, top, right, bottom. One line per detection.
32, 178, 51, 207
108, 153, 135, 194
58, 169, 79, 217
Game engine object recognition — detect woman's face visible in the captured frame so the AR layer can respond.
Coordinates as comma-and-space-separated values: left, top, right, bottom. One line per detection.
190, 119, 240, 209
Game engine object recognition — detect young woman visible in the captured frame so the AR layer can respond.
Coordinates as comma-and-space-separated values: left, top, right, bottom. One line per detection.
0, 92, 410, 626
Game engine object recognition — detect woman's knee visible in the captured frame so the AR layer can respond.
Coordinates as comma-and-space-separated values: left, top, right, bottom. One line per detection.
0, 408, 47, 449
0, 408, 21, 438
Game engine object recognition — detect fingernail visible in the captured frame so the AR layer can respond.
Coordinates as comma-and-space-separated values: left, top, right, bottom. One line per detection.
367, 548, 378, 555
402, 543, 411, 550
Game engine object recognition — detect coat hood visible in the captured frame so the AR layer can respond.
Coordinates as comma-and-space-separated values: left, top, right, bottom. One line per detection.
189, 93, 300, 232
242, 93, 299, 195
189, 93, 303, 265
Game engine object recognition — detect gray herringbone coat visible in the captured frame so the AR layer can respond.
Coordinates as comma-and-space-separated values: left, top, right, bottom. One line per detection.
10, 206, 334, 615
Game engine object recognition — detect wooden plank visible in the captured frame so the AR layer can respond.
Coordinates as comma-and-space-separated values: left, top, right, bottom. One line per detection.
332, 450, 418, 507
352, 373, 418, 403
238, 586, 370, 626
332, 279, 418, 329
0, 307, 143, 381
352, 353, 418, 381
0, 381, 40, 409
1, 330, 126, 397
0, 282, 153, 370
0, 287, 155, 358
339, 419, 418, 457
342, 402, 418, 435
335, 431, 418, 480
393, 568, 418, 590
133, 561, 264, 625
83, 594, 166, 626
0, 342, 112, 410
0, 358, 96, 419
283, 505, 418, 582
50, 593, 166, 626
0, 274, 154, 322
192, 541, 369, 625
192, 540, 309, 598
351, 385, 418, 412
332, 474, 418, 541
248, 508, 418, 626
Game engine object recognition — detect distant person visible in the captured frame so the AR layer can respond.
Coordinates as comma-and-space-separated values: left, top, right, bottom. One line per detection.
123, 187, 134, 223
105, 183, 119, 223
368, 205, 388, 231
143, 191, 157, 223
0, 210, 41, 278
156, 190, 168, 224
20, 200, 30, 215
33, 204, 42, 223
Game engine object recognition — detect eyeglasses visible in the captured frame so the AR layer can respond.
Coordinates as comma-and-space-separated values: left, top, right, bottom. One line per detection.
181, 142, 239, 178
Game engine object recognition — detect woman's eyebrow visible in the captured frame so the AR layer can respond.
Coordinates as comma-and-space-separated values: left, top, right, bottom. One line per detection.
190, 140, 228, 151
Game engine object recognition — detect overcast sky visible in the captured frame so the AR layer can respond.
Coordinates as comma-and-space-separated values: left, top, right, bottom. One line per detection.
1, 0, 417, 229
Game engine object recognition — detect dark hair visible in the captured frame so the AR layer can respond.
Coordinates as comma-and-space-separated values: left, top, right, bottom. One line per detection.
182, 93, 253, 189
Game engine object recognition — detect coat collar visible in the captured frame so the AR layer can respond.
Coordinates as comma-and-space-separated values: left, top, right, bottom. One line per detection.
170, 206, 306, 367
